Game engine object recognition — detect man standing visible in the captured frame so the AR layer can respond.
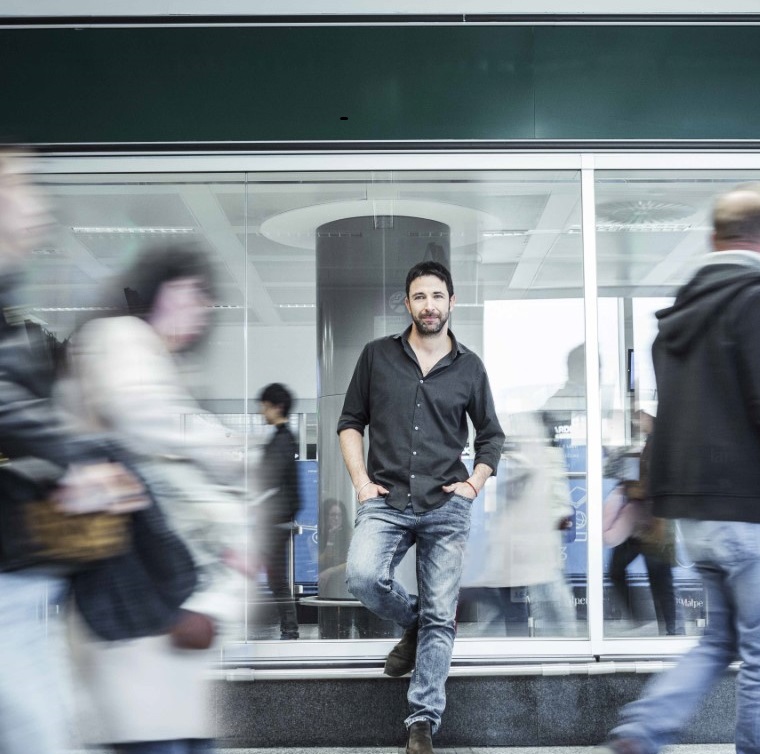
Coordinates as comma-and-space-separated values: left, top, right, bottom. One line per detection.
258, 382, 301, 640
595, 185, 760, 754
338, 261, 504, 754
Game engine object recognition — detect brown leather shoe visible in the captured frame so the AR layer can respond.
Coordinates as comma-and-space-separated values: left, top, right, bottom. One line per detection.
406, 720, 434, 754
384, 624, 419, 677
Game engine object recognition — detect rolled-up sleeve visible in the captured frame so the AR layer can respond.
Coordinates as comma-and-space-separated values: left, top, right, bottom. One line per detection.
337, 344, 372, 436
468, 365, 505, 474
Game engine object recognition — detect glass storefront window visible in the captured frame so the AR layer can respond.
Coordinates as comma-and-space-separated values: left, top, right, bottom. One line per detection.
245, 169, 587, 641
35, 172, 249, 641
595, 169, 760, 641
36, 154, 760, 664
35, 165, 589, 651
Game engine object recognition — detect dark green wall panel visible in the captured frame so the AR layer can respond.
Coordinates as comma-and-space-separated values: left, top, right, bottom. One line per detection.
2, 25, 760, 144
1, 26, 535, 143
534, 27, 760, 139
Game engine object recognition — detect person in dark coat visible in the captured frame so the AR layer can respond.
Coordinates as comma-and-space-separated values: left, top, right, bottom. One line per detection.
595, 184, 760, 754
257, 382, 302, 639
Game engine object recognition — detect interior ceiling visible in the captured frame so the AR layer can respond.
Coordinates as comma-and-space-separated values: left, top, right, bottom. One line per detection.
28, 172, 723, 336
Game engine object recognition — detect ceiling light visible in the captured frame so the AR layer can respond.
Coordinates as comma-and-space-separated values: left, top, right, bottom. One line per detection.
596, 200, 696, 224
30, 307, 119, 312
71, 227, 196, 235
596, 223, 709, 233
481, 230, 528, 238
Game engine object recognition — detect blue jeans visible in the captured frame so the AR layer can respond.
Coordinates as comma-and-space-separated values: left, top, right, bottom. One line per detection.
0, 571, 67, 754
610, 519, 760, 754
346, 495, 472, 734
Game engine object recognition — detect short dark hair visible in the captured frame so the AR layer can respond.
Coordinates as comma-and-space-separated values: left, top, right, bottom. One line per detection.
405, 261, 454, 299
258, 382, 294, 417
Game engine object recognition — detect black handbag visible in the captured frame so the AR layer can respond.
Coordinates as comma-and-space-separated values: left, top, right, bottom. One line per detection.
72, 499, 198, 641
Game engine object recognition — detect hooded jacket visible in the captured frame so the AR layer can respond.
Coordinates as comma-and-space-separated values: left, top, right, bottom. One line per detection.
650, 253, 760, 522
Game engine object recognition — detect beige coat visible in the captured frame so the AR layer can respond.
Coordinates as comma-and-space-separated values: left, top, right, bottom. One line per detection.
465, 412, 573, 588
61, 316, 245, 744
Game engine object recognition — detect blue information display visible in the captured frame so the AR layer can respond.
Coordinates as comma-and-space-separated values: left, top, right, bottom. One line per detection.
293, 460, 319, 586
290, 456, 698, 593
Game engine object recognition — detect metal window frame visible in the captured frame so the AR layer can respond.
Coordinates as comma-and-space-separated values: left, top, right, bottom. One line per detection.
38, 149, 760, 668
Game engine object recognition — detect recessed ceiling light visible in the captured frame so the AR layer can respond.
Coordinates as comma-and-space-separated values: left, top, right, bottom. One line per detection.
596, 223, 709, 233
481, 230, 528, 238
30, 307, 119, 312
71, 227, 196, 235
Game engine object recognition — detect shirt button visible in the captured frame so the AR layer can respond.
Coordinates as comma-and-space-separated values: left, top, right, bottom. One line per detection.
414, 426, 419, 430
417, 403, 421, 407
419, 380, 424, 384
412, 451, 417, 455
411, 474, 415, 479
408, 493, 411, 497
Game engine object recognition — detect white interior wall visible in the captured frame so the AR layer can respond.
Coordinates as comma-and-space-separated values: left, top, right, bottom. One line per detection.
200, 323, 318, 403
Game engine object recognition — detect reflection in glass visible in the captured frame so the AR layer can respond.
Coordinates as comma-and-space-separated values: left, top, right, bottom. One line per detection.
596, 171, 760, 638
462, 412, 578, 637
477, 297, 587, 638
603, 413, 679, 636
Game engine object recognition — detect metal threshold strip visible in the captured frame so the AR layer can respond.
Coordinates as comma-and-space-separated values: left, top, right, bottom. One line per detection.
217, 660, 741, 681
5, 13, 760, 26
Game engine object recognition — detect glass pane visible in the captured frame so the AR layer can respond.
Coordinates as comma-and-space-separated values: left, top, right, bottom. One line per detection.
245, 169, 587, 641
32, 166, 588, 649
35, 172, 249, 641
596, 170, 760, 639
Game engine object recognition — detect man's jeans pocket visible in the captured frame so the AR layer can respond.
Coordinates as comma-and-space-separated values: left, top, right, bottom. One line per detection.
449, 493, 475, 505
355, 495, 386, 524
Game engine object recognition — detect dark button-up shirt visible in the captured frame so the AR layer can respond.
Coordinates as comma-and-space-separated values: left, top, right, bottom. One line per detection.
337, 326, 505, 513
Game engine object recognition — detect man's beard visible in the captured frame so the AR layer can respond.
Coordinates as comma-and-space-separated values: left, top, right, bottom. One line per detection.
412, 308, 450, 336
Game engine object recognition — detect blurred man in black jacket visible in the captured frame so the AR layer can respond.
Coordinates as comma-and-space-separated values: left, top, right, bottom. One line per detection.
0, 150, 147, 754
258, 382, 301, 640
595, 185, 760, 754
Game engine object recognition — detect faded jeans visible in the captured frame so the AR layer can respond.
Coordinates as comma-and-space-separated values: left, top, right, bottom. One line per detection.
610, 519, 760, 754
346, 495, 472, 734
0, 570, 67, 754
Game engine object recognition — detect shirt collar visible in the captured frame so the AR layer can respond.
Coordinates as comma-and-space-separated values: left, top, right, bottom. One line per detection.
394, 324, 465, 355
